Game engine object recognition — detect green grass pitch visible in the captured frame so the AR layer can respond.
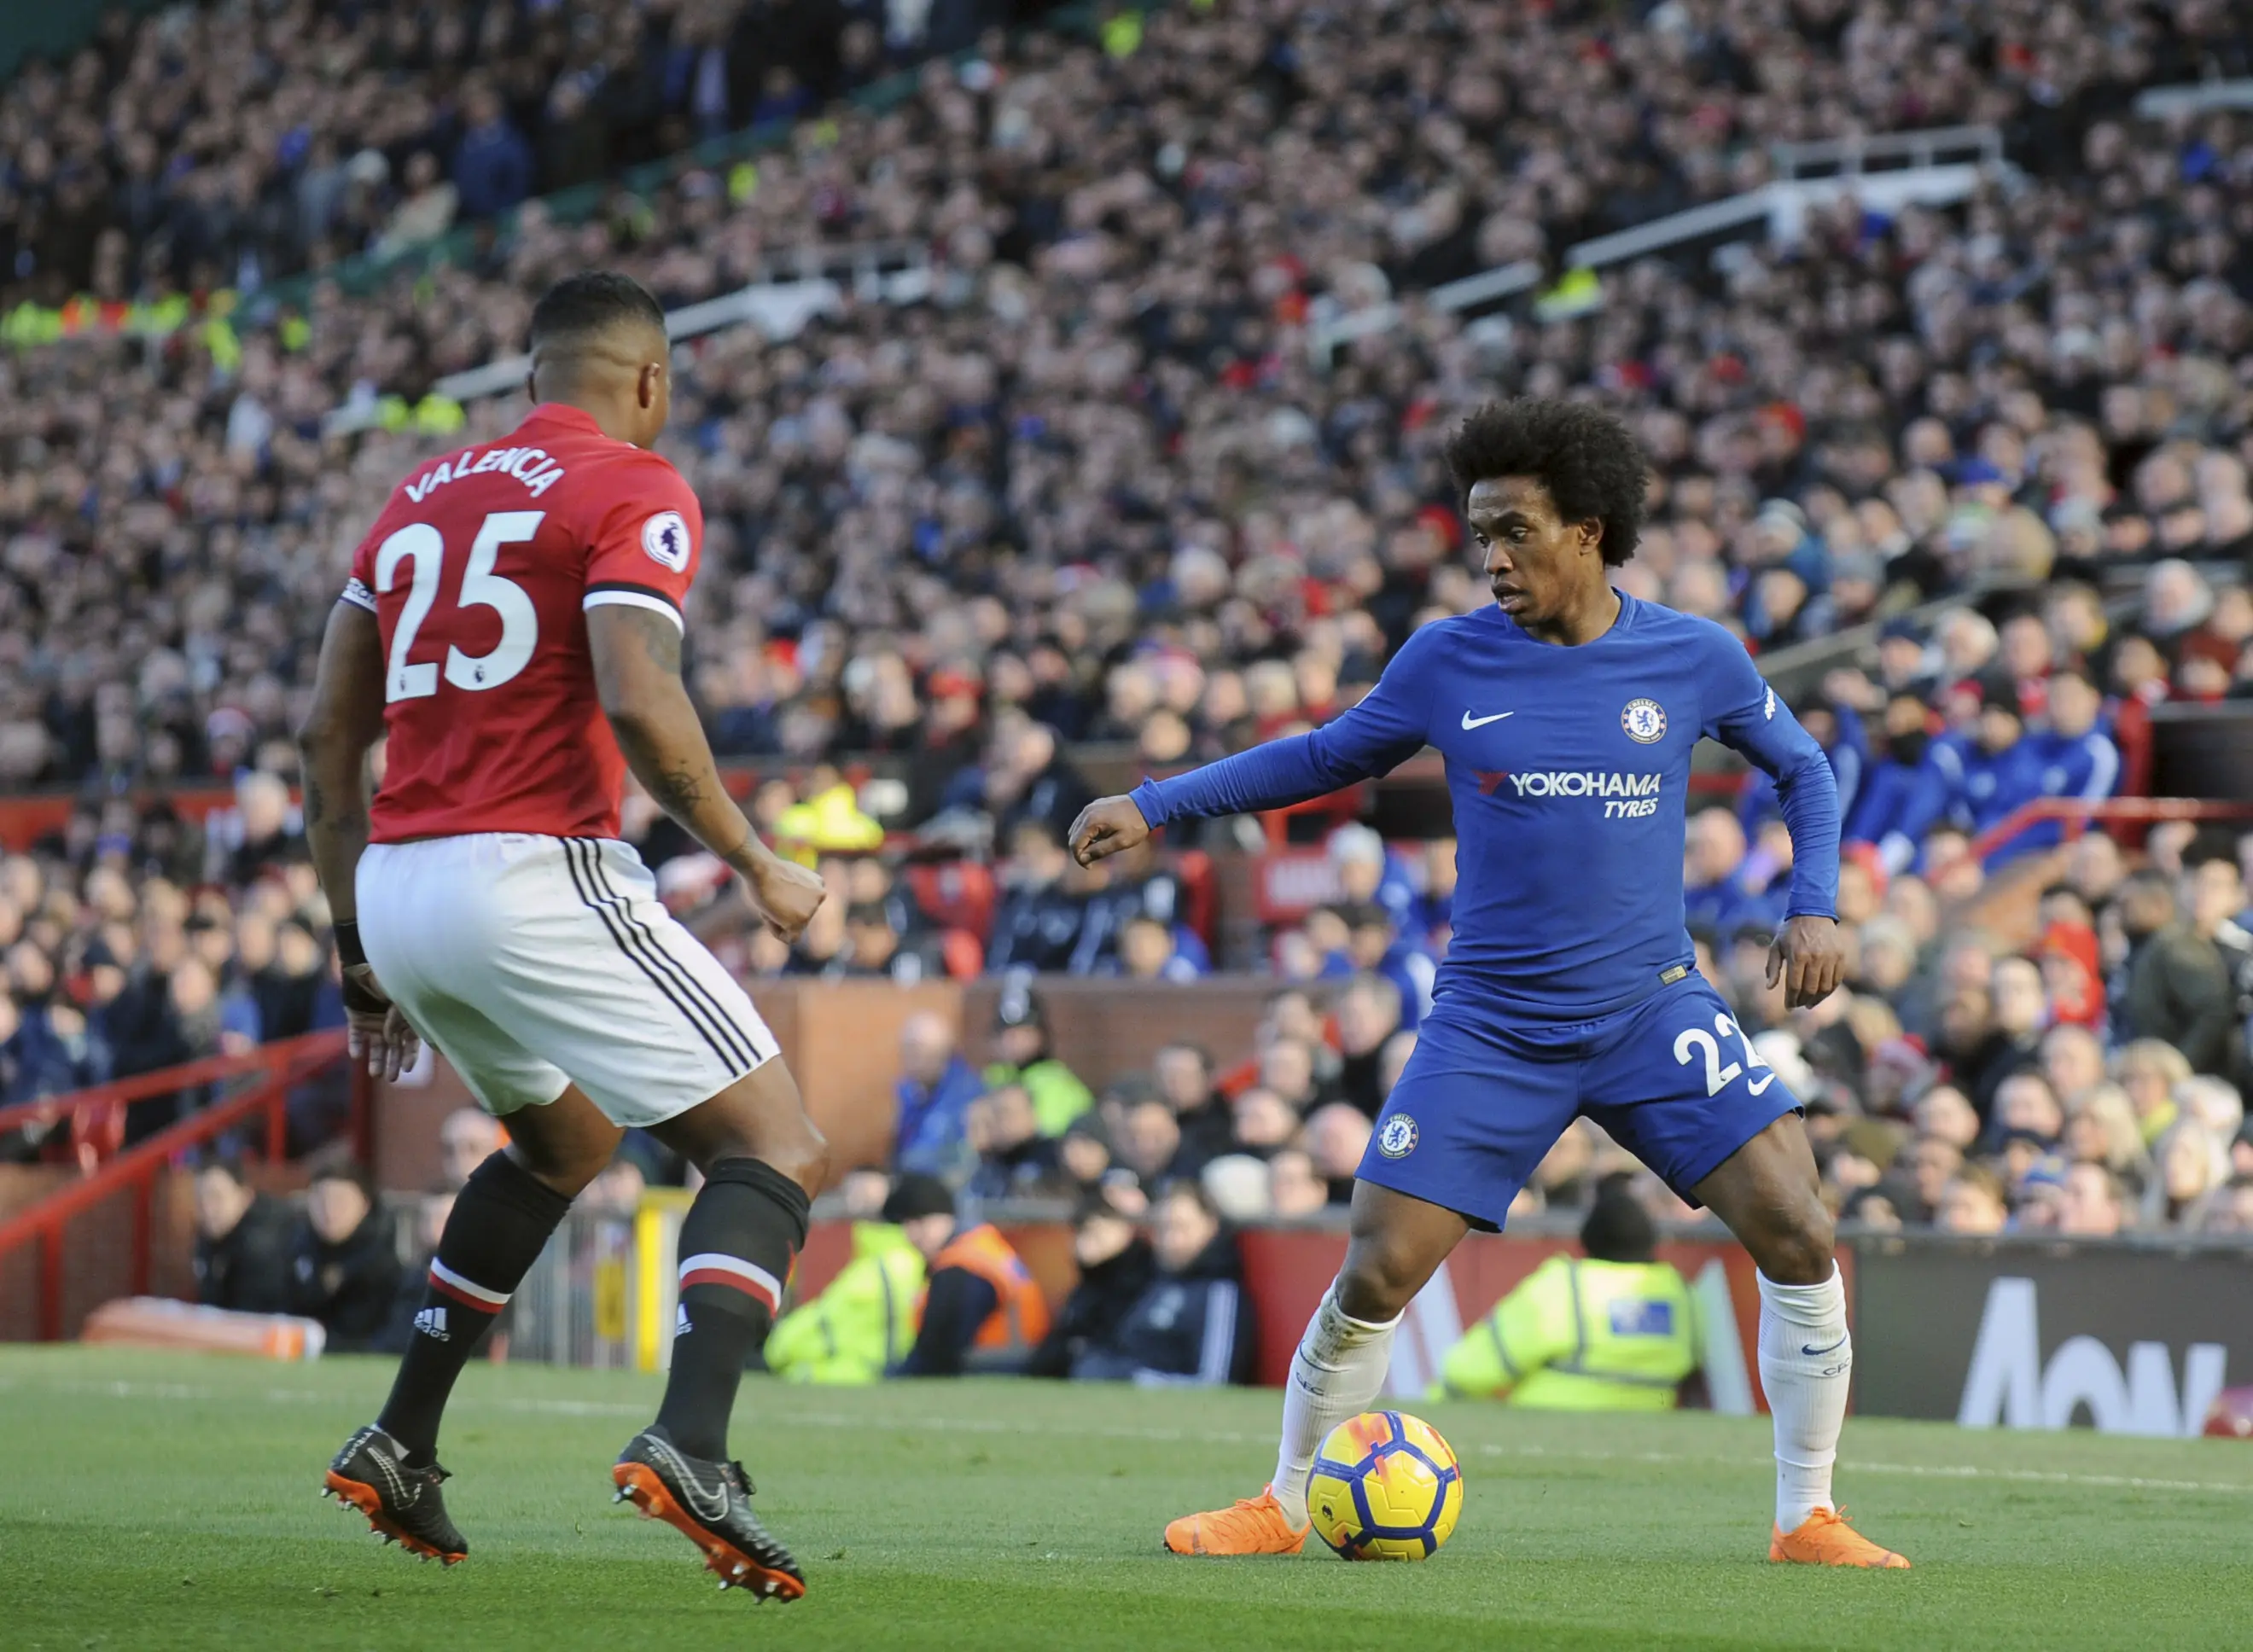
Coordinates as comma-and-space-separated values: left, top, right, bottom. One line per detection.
4, 1347, 2251, 1650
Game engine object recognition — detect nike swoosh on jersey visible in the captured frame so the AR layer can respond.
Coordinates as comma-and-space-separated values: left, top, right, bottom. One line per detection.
1461, 711, 1515, 730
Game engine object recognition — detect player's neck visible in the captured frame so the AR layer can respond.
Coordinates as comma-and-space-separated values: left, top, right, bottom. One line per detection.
533, 386, 649, 448
1517, 585, 1622, 648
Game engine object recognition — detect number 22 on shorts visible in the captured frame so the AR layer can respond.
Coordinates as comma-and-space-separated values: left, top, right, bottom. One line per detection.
1673, 1012, 1773, 1097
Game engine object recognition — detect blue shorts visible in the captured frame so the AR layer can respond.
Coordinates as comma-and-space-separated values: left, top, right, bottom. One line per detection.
1358, 974, 1800, 1230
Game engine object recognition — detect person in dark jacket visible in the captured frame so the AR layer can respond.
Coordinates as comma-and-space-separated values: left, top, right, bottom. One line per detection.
1026, 1190, 1157, 1378
1068, 1182, 1255, 1386
289, 1162, 401, 1352
192, 1158, 299, 1314
1154, 1043, 1233, 1177
962, 1082, 1068, 1201
2115, 870, 2238, 1075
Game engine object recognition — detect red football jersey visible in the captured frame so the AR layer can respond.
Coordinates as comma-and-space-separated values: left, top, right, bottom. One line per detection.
343, 403, 703, 843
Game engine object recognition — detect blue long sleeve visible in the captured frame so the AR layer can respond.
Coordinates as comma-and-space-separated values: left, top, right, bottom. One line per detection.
1131, 625, 1437, 827
1701, 639, 1839, 921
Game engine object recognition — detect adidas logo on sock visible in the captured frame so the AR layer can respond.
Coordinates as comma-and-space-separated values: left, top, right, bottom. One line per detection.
413, 1306, 450, 1341
675, 1304, 693, 1338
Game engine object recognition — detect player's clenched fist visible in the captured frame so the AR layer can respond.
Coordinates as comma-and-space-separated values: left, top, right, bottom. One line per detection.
1069, 795, 1151, 866
1766, 914, 1846, 1009
738, 846, 828, 943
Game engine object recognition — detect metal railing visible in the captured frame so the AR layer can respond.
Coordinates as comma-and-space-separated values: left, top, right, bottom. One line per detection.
2134, 78, 2253, 119
1770, 125, 2005, 179
0, 1029, 349, 1165
0, 1032, 349, 1340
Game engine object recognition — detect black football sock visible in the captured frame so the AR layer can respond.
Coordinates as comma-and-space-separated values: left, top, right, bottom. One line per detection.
376, 1150, 573, 1463
654, 1157, 809, 1462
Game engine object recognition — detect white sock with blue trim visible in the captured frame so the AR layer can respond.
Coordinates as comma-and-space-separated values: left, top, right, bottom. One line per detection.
1756, 1265, 1850, 1533
1271, 1288, 1400, 1528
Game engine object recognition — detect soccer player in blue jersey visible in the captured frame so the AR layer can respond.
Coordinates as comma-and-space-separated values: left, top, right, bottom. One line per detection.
1070, 399, 1908, 1568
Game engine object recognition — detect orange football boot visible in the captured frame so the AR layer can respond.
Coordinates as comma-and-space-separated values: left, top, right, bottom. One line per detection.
1769, 1506, 1911, 1568
1163, 1486, 1309, 1556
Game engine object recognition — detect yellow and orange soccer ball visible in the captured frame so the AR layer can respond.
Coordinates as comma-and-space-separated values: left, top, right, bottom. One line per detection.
1307, 1411, 1464, 1561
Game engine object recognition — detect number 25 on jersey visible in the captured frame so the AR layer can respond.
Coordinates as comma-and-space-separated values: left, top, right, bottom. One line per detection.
376, 511, 544, 702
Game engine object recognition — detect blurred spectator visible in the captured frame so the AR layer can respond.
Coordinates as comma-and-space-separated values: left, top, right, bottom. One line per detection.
2144, 1120, 2231, 1229
1435, 1178, 1697, 1408
893, 1011, 981, 1178
1063, 1182, 1255, 1387
2114, 870, 2238, 1077
1115, 1096, 1182, 1190
438, 1107, 504, 1191
986, 822, 1088, 974
1304, 1104, 1372, 1207
1115, 915, 1203, 982
979, 986, 1092, 1136
962, 1082, 1066, 1202
1936, 1168, 2009, 1236
288, 1162, 400, 1353
1333, 974, 1405, 1119
1024, 1188, 1156, 1379
2116, 1038, 2192, 1148
1153, 1043, 1231, 1178
1229, 1085, 1301, 1159
1266, 1149, 1330, 1220
888, 1173, 1050, 1376
2057, 1162, 2128, 1239
190, 1157, 297, 1314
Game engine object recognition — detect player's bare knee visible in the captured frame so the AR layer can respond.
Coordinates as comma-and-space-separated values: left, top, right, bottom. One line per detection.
771, 1119, 830, 1197
1754, 1200, 1835, 1283
1336, 1248, 1418, 1323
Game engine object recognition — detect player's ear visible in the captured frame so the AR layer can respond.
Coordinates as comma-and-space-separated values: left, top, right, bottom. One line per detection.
638, 361, 661, 410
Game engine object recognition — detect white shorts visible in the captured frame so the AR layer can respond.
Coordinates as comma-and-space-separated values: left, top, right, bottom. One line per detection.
356, 834, 777, 1128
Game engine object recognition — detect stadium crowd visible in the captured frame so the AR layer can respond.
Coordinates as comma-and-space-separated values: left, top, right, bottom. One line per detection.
0, 0, 1061, 305
1, 0, 2252, 1258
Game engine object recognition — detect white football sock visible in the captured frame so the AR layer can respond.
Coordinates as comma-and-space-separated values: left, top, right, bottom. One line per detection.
1756, 1265, 1851, 1533
1271, 1288, 1400, 1527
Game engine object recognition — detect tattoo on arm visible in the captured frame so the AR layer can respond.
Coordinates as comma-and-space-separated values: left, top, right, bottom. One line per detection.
302, 774, 327, 828
649, 761, 708, 812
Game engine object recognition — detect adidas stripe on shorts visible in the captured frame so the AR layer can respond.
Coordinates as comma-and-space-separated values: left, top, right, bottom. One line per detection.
356, 833, 777, 1127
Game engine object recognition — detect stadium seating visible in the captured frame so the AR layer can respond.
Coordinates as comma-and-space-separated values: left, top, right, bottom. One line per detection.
0, 1, 2250, 1253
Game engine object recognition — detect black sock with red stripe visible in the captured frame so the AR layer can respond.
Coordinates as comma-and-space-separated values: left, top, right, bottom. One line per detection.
654, 1157, 809, 1462
376, 1150, 573, 1463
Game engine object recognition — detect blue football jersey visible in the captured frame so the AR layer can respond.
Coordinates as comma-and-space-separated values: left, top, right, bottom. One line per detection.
1132, 594, 1840, 1023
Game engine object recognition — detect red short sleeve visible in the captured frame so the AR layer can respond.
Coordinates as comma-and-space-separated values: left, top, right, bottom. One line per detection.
581, 456, 704, 633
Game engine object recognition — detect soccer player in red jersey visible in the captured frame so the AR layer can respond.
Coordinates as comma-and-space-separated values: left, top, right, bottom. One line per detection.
301, 272, 825, 1599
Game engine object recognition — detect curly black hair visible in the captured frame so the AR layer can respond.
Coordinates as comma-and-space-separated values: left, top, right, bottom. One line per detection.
1441, 398, 1651, 567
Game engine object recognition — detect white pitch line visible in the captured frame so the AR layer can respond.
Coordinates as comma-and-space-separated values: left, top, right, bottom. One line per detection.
18, 1377, 2253, 1498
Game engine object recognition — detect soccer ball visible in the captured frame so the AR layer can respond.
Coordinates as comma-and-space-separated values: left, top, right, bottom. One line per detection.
1307, 1411, 1463, 1561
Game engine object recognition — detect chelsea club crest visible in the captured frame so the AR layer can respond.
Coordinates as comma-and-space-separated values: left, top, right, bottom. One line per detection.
1377, 1115, 1418, 1158
1621, 698, 1668, 744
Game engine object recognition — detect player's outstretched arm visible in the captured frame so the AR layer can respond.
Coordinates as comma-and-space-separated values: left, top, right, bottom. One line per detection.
297, 602, 422, 1079
1074, 625, 1441, 863
585, 604, 825, 942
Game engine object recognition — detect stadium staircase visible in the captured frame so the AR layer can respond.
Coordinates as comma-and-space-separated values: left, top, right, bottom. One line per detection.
0, 1031, 352, 1341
